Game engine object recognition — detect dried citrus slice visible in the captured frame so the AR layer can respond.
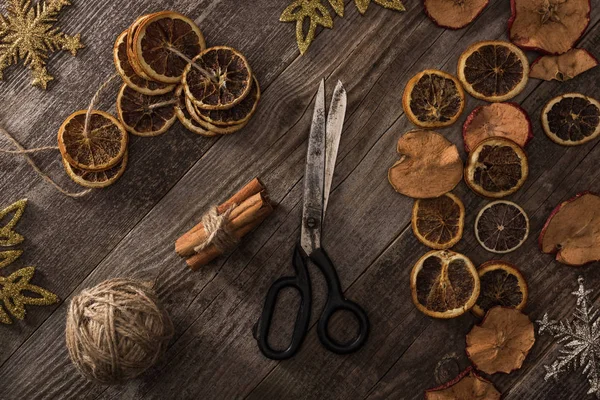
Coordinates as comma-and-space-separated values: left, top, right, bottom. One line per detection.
388, 130, 463, 199
127, 14, 159, 80
183, 46, 253, 111
403, 69, 465, 128
195, 77, 260, 126
62, 151, 128, 189
423, 0, 489, 29
530, 49, 598, 82
465, 138, 528, 198
134, 11, 206, 83
174, 86, 216, 137
412, 193, 465, 250
410, 250, 480, 319
509, 0, 590, 55
475, 200, 529, 254
116, 84, 177, 137
113, 30, 175, 96
541, 93, 600, 146
539, 192, 600, 266
463, 103, 533, 152
457, 41, 529, 102
472, 261, 528, 318
425, 367, 500, 400
57, 110, 128, 172
185, 96, 247, 134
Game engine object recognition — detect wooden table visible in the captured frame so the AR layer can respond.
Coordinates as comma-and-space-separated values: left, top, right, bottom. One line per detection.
1, 0, 599, 398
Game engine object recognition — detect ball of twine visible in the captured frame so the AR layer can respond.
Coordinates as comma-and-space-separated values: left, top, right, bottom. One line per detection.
65, 278, 174, 384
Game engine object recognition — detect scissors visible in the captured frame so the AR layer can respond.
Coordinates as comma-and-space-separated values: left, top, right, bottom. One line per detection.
254, 80, 370, 360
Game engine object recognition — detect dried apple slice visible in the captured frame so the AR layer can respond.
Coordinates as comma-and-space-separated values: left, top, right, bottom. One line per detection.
423, 0, 489, 29
388, 130, 463, 199
541, 93, 600, 146
424, 366, 501, 400
539, 192, 600, 266
530, 49, 598, 81
509, 0, 591, 55
463, 103, 533, 152
466, 307, 535, 374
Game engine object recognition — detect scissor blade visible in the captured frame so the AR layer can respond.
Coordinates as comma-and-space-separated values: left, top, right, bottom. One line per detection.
300, 79, 326, 256
323, 81, 347, 217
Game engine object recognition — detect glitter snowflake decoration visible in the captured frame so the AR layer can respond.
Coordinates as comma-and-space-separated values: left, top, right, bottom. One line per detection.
0, 0, 84, 89
537, 277, 600, 397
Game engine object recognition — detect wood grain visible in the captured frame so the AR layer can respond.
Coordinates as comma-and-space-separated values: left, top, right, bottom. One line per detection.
1, 0, 599, 399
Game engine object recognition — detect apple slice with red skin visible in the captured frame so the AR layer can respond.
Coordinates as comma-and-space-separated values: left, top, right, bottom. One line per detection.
530, 49, 598, 81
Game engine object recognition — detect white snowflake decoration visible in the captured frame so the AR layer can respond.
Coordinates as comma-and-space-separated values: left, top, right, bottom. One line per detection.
537, 276, 600, 397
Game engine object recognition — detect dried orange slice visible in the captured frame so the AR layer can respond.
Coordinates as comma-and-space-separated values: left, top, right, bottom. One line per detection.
185, 96, 247, 134
134, 11, 206, 84
183, 46, 253, 111
462, 103, 533, 153
412, 193, 465, 250
116, 84, 177, 137
423, 0, 489, 29
541, 93, 600, 146
458, 41, 529, 102
174, 86, 216, 137
403, 69, 465, 128
475, 200, 529, 254
62, 151, 128, 189
58, 110, 128, 172
465, 137, 528, 198
114, 30, 175, 96
127, 14, 159, 80
472, 261, 528, 318
410, 250, 480, 319
530, 49, 598, 82
195, 77, 260, 126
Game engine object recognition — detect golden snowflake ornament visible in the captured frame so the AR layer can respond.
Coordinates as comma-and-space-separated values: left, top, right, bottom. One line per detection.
0, 0, 84, 89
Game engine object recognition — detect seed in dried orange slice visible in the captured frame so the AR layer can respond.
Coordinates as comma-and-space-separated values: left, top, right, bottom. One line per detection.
57, 110, 128, 172
195, 77, 260, 126
530, 49, 598, 82
185, 96, 247, 135
183, 46, 253, 111
388, 130, 463, 199
116, 84, 177, 137
465, 138, 528, 198
62, 151, 128, 189
458, 41, 529, 102
403, 69, 465, 128
135, 11, 206, 84
541, 93, 600, 146
410, 250, 480, 319
114, 30, 175, 96
463, 103, 533, 152
412, 193, 465, 250
475, 200, 529, 254
174, 86, 217, 137
472, 261, 528, 318
423, 0, 489, 29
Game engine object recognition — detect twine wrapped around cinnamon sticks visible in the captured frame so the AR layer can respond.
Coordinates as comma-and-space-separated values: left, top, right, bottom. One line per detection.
175, 178, 273, 270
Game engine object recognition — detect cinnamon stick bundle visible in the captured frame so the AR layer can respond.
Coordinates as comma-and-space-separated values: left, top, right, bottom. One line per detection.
175, 178, 273, 271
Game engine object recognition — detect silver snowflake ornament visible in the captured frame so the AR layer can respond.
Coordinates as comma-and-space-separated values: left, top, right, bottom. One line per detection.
537, 276, 600, 397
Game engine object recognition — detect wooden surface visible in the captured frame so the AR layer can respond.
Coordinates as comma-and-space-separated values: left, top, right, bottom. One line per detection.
1, 0, 599, 398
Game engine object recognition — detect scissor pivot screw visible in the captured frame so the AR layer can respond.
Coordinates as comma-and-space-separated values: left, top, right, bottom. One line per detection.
306, 217, 317, 228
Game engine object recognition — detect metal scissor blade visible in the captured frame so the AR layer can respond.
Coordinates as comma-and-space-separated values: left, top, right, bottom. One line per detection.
323, 80, 347, 217
300, 79, 326, 256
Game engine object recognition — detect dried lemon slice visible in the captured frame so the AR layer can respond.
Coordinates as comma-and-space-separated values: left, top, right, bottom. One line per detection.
62, 151, 128, 189
410, 250, 480, 319
58, 110, 128, 172
472, 261, 528, 318
412, 193, 465, 250
174, 86, 217, 137
116, 84, 178, 137
113, 30, 175, 96
403, 69, 465, 128
134, 11, 206, 83
183, 46, 253, 111
195, 77, 260, 126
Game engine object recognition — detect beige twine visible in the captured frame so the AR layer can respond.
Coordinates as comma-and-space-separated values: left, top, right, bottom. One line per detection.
0, 73, 120, 198
66, 278, 174, 385
193, 205, 239, 253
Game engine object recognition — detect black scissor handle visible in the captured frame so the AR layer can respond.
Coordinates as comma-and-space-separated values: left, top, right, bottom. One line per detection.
311, 248, 370, 354
255, 245, 312, 360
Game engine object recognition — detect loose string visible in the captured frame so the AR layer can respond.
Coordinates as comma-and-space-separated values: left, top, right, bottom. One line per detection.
0, 73, 120, 198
